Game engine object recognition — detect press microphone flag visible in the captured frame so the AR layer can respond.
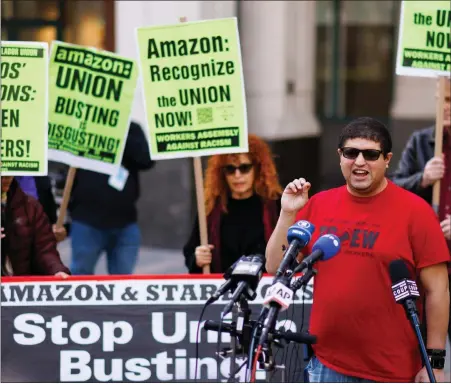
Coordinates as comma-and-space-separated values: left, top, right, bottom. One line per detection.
262, 282, 293, 311
390, 264, 420, 303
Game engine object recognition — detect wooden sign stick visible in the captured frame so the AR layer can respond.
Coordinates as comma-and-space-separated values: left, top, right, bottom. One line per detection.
432, 77, 447, 214
55, 166, 77, 228
179, 16, 210, 274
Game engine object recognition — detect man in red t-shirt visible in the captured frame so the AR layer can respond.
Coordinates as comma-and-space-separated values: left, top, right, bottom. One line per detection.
266, 117, 450, 382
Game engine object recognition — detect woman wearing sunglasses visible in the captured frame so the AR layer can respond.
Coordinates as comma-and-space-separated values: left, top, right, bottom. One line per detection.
183, 134, 282, 273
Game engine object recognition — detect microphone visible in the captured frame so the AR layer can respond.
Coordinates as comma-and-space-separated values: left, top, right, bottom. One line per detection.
205, 256, 248, 306
259, 233, 340, 348
258, 274, 292, 348
389, 259, 436, 383
263, 280, 294, 312
389, 259, 420, 320
291, 234, 341, 275
275, 220, 315, 278
221, 255, 264, 317
256, 221, 315, 324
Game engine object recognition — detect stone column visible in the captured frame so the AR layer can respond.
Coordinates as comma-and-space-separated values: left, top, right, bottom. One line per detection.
390, 75, 436, 166
391, 76, 436, 120
283, 0, 320, 139
239, 1, 287, 138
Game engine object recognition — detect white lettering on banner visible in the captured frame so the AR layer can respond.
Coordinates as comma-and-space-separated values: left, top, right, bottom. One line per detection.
152, 312, 186, 344
153, 312, 233, 344
59, 350, 266, 382
1, 277, 314, 306
124, 358, 152, 381
11, 310, 276, 382
13, 313, 46, 345
61, 351, 92, 382
13, 314, 133, 351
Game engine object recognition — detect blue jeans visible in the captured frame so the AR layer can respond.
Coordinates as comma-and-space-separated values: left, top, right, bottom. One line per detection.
306, 356, 374, 383
70, 221, 140, 275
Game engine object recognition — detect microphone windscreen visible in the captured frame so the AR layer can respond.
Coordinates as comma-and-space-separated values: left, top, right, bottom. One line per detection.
311, 234, 341, 261
389, 259, 411, 285
287, 220, 315, 245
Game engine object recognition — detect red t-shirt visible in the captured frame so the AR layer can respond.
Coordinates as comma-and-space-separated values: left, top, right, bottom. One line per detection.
295, 180, 450, 382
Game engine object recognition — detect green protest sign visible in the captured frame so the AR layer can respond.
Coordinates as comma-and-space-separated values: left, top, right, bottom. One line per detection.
48, 41, 138, 175
1, 41, 48, 175
136, 18, 248, 160
396, 1, 451, 77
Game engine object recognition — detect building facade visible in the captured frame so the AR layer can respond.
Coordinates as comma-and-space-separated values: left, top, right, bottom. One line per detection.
2, 0, 437, 249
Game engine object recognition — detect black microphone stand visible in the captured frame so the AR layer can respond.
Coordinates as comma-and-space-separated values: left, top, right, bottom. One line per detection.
405, 301, 436, 383
211, 295, 254, 382
256, 268, 317, 383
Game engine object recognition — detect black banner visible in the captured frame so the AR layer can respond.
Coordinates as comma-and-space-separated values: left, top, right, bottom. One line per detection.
1, 277, 313, 383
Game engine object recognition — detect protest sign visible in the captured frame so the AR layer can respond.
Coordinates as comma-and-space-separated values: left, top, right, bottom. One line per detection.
396, 1, 451, 78
1, 276, 313, 383
1, 41, 48, 175
136, 17, 248, 160
48, 41, 139, 175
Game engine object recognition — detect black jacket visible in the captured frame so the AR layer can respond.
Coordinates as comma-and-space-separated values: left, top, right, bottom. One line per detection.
390, 126, 435, 204
69, 122, 154, 229
35, 176, 58, 225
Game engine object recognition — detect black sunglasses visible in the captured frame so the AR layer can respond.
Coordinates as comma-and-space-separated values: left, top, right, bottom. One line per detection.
223, 163, 253, 175
340, 147, 383, 161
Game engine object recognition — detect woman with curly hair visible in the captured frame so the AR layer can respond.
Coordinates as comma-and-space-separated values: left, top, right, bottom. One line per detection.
183, 134, 283, 273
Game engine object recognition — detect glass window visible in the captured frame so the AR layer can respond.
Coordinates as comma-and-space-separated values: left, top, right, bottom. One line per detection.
17, 26, 57, 43
315, 1, 335, 117
1, 27, 9, 40
1, 0, 112, 51
64, 1, 106, 49
315, 0, 399, 118
1, 0, 60, 20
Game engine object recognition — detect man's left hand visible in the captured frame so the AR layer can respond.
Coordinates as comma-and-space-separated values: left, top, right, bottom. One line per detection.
54, 272, 69, 279
414, 366, 445, 382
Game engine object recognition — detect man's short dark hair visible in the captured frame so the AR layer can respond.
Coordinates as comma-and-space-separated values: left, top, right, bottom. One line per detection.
338, 117, 392, 157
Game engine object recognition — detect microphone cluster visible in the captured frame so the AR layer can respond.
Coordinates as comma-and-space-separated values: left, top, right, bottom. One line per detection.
258, 221, 341, 349
202, 219, 341, 380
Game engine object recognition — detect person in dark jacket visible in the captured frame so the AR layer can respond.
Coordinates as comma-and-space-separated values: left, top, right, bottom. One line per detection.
391, 79, 451, 343
1, 176, 70, 277
15, 176, 67, 242
183, 134, 282, 274
68, 121, 154, 275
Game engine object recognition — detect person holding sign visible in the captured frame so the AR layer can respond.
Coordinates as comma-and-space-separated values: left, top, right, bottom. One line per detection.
183, 134, 282, 273
68, 122, 154, 275
1, 176, 70, 277
391, 79, 451, 350
266, 118, 449, 382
